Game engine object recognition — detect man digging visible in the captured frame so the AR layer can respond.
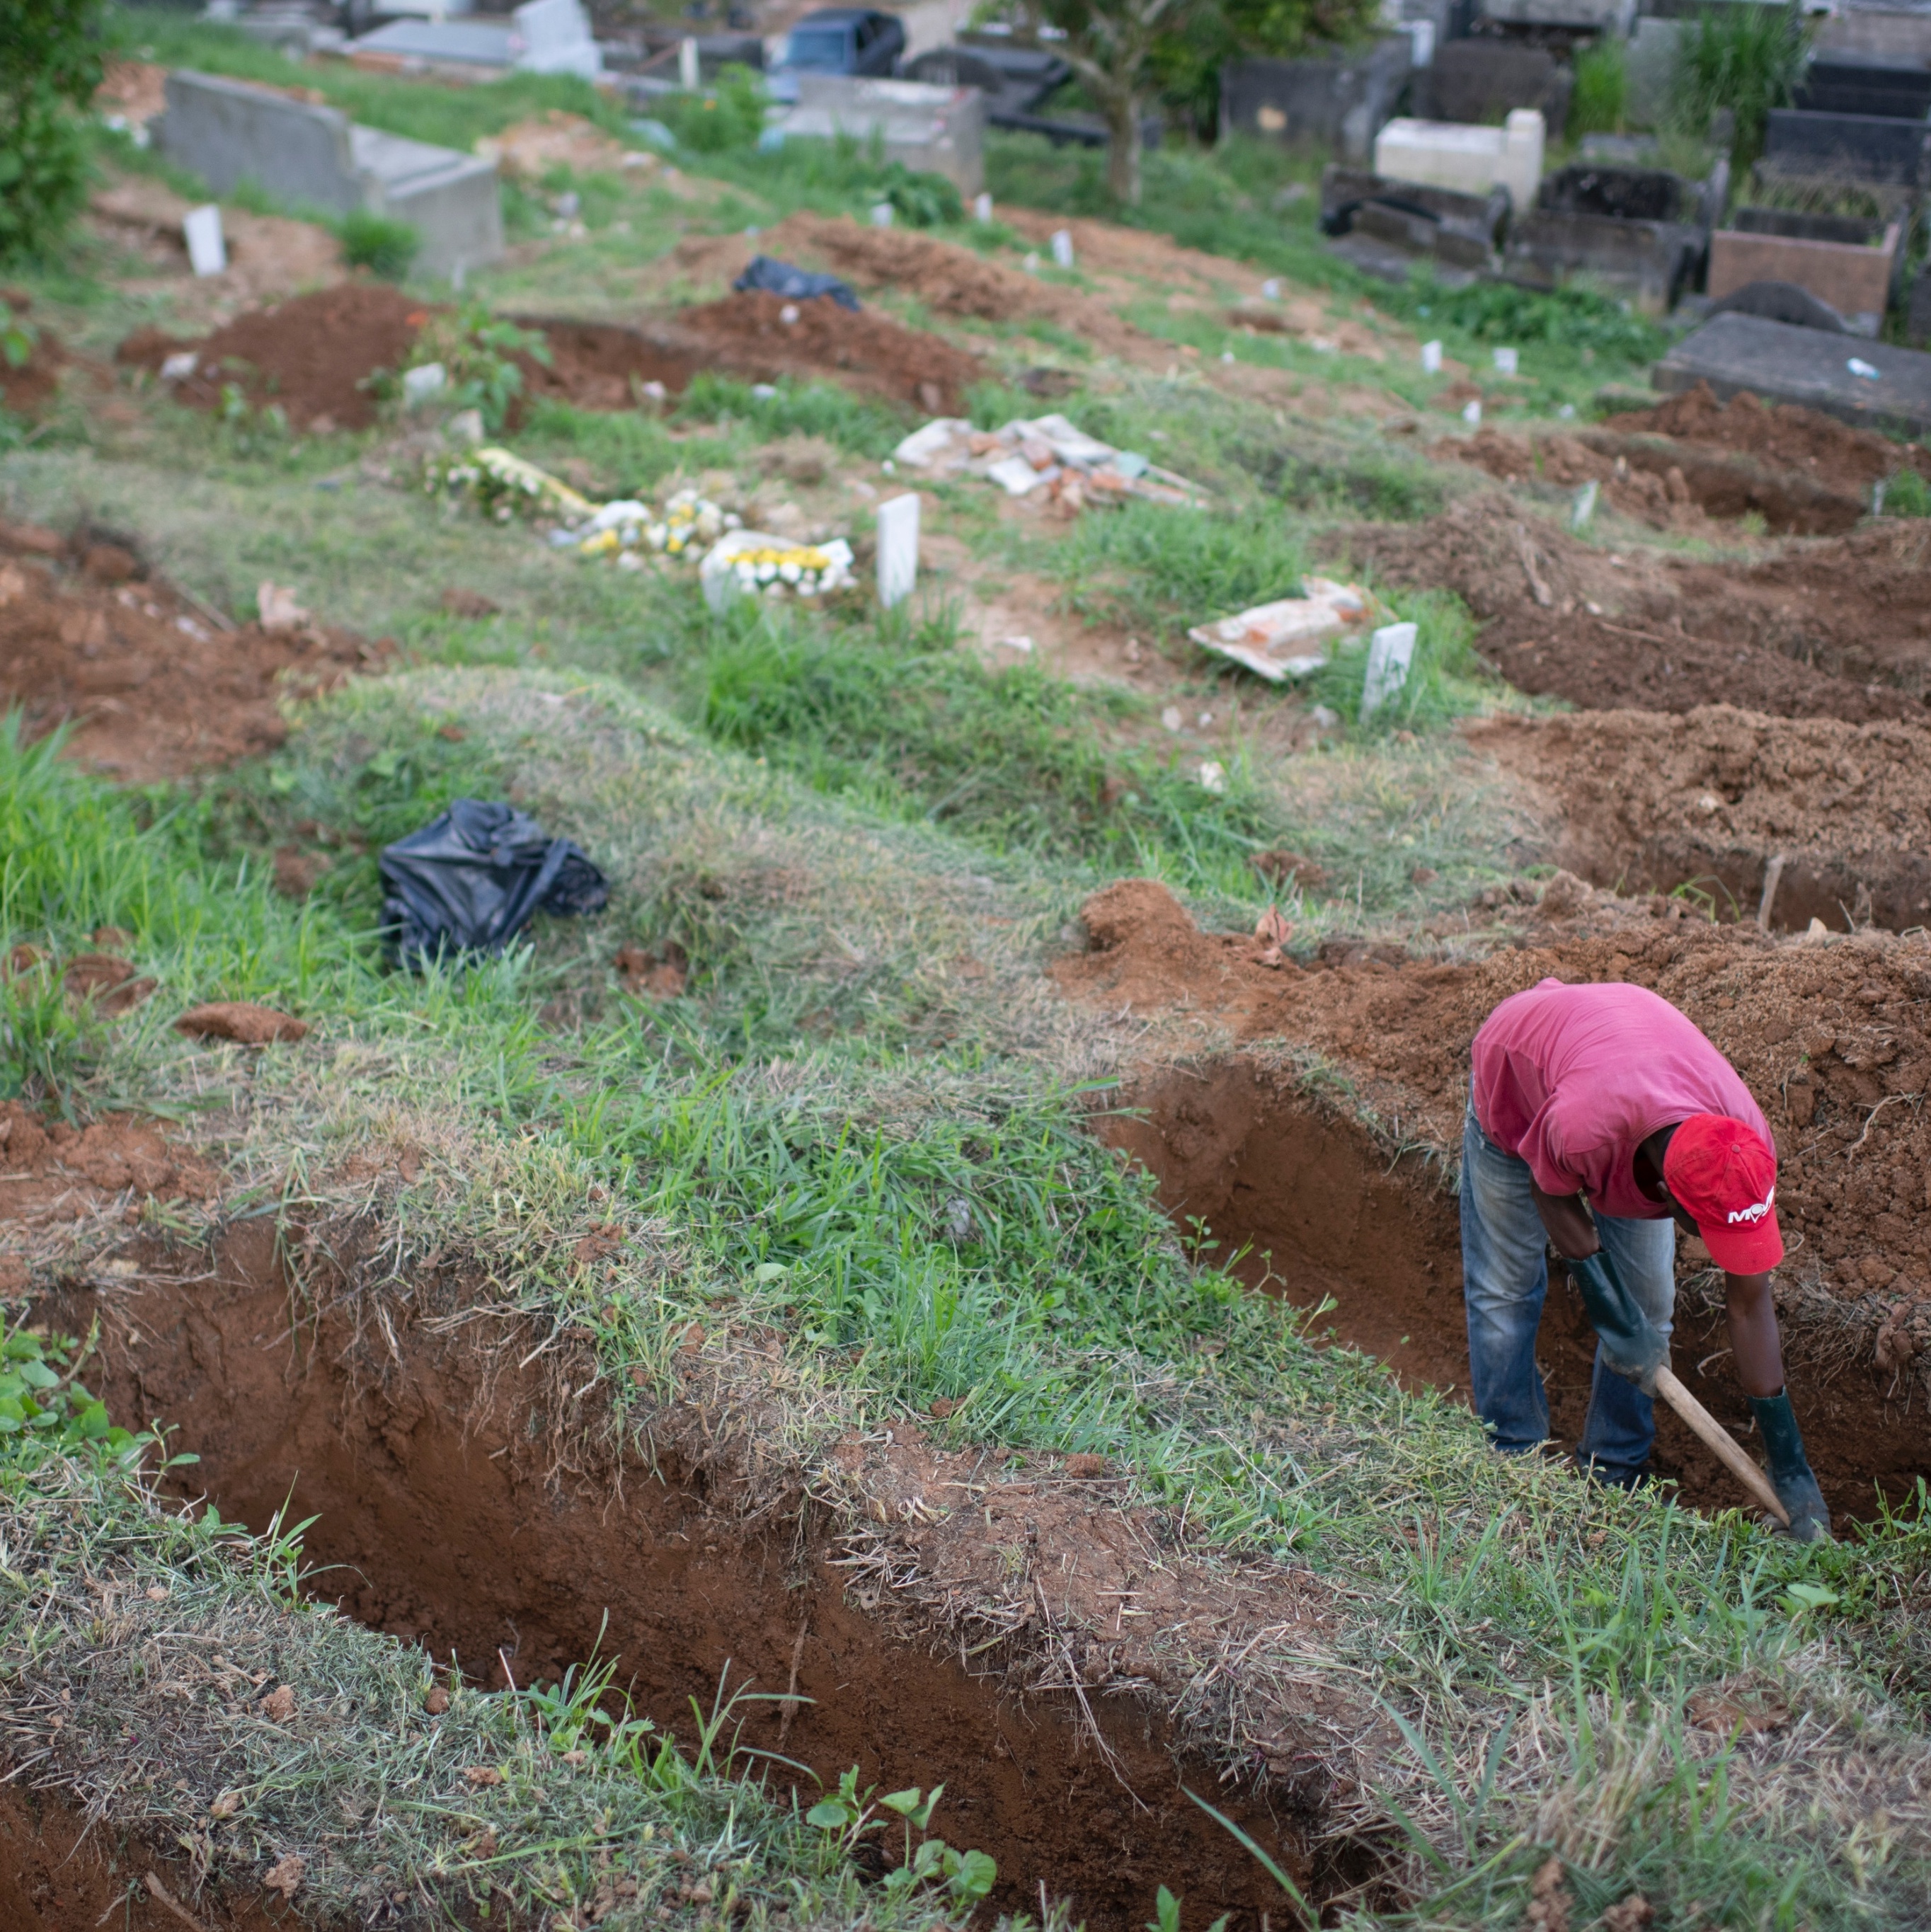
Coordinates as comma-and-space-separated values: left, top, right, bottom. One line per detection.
1462, 977, 1830, 1539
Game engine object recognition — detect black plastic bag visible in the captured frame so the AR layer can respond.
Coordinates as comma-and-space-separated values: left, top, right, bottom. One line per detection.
379, 799, 608, 970
732, 253, 861, 311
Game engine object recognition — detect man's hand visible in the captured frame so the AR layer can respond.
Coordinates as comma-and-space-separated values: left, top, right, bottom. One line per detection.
1530, 1183, 1600, 1260
1750, 1390, 1832, 1542
1566, 1250, 1667, 1394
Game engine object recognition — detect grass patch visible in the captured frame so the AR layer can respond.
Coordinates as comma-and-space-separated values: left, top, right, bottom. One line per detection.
698, 600, 1289, 906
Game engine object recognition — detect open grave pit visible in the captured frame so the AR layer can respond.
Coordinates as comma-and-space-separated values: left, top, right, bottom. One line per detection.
1059, 880, 1931, 1527
38, 1197, 1378, 1931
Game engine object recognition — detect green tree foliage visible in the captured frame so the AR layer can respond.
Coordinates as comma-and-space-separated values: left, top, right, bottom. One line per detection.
1150, 0, 1381, 140
0, 0, 107, 264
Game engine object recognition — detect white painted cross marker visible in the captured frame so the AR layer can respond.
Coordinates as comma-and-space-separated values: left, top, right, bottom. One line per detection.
877, 492, 919, 609
1050, 228, 1075, 268
1360, 621, 1418, 724
183, 204, 227, 277
1420, 339, 1442, 374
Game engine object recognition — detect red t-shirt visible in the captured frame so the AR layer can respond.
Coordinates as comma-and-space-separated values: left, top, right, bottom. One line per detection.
1471, 979, 1772, 1219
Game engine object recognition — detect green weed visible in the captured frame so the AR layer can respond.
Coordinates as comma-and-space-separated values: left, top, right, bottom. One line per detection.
332, 207, 419, 280
699, 601, 1289, 899
0, 1322, 134, 1458
1571, 37, 1628, 136
1884, 467, 1931, 517
1673, 0, 1812, 171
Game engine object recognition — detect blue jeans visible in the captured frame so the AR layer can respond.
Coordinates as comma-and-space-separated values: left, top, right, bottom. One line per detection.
1460, 1108, 1676, 1483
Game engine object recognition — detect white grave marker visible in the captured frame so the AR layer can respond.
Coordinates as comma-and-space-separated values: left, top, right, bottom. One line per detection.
1360, 621, 1418, 724
1571, 480, 1598, 529
679, 35, 699, 87
183, 204, 227, 277
1050, 228, 1075, 268
1420, 338, 1442, 374
1493, 345, 1519, 375
876, 492, 920, 609
974, 192, 992, 222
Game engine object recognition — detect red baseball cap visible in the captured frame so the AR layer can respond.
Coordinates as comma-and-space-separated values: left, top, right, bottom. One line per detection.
1663, 1114, 1783, 1274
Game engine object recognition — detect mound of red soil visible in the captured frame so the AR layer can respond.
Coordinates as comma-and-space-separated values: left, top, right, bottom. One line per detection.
118, 280, 982, 428
118, 282, 423, 432
672, 288, 981, 415
0, 1102, 219, 1274
513, 316, 704, 410
1611, 383, 1931, 499
0, 522, 386, 782
1, 293, 66, 419
1448, 384, 1931, 537
1471, 706, 1931, 933
1338, 495, 1931, 722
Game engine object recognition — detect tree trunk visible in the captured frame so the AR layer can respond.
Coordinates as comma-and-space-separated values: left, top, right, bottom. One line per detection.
1102, 86, 1142, 205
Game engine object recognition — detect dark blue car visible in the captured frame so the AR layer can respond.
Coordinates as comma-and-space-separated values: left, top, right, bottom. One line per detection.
767, 8, 907, 101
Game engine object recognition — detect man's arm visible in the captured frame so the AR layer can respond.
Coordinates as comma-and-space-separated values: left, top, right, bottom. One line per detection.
1724, 1272, 1785, 1398
1530, 1182, 1599, 1259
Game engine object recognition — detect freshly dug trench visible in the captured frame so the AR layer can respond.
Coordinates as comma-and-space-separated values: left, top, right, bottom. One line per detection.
0, 1783, 279, 1932
1471, 706, 1931, 933
61, 1229, 1309, 1932
1096, 1059, 1925, 1527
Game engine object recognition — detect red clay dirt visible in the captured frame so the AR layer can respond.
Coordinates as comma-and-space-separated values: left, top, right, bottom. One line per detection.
1060, 880, 1931, 1525
0, 521, 385, 782
59, 1225, 1341, 1931
1609, 384, 1931, 500
1336, 494, 1931, 722
1, 294, 65, 420
118, 282, 984, 430
0, 1785, 282, 1932
0, 1099, 219, 1298
664, 289, 981, 415
1448, 384, 1931, 536
1469, 705, 1931, 933
118, 281, 423, 432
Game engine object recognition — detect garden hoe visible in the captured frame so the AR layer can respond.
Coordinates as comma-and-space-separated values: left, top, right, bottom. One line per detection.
1566, 1251, 1791, 1528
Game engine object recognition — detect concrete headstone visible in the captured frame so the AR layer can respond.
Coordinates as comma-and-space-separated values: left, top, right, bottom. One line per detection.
877, 493, 920, 609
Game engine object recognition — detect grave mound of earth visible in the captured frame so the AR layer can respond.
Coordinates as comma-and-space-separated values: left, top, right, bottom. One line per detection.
117, 282, 980, 432
0, 519, 385, 783
1338, 494, 1931, 721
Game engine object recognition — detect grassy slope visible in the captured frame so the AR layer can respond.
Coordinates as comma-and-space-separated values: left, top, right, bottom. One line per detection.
4, 674, 1929, 1928
3, 30, 1925, 1924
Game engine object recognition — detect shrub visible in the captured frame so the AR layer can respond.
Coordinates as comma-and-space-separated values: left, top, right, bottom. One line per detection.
0, 0, 107, 265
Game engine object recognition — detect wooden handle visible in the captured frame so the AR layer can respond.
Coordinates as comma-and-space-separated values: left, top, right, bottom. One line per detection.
1654, 1366, 1789, 1527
